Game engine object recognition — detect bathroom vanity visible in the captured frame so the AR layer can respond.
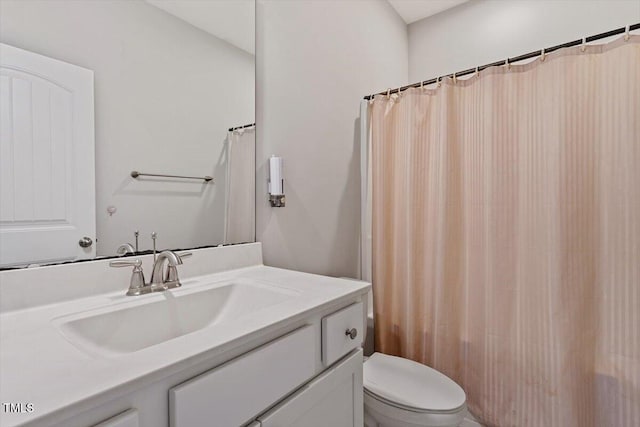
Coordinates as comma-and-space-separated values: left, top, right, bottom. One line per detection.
0, 243, 370, 427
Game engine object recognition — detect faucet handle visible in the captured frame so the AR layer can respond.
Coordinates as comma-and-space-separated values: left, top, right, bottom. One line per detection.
109, 259, 142, 268
109, 259, 146, 296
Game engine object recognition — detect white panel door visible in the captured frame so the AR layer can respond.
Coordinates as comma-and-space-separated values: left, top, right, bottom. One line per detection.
258, 350, 363, 427
0, 43, 95, 267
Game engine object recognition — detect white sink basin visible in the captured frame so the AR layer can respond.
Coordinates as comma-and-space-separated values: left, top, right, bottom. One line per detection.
56, 279, 296, 355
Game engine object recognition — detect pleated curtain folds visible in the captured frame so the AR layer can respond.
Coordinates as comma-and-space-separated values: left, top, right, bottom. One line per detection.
370, 36, 639, 427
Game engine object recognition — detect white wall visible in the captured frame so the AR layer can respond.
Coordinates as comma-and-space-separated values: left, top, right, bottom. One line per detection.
256, 0, 407, 278
0, 0, 254, 255
408, 0, 640, 82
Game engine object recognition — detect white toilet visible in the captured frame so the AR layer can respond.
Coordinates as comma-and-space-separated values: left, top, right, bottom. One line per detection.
363, 352, 467, 427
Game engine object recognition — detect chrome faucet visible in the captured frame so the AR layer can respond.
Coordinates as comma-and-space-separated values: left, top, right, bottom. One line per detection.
116, 243, 136, 256
109, 250, 191, 296
150, 250, 190, 289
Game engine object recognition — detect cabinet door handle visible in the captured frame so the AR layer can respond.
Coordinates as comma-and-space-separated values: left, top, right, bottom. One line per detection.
345, 328, 358, 340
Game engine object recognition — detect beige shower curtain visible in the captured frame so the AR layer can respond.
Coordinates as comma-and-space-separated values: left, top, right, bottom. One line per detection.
371, 36, 639, 427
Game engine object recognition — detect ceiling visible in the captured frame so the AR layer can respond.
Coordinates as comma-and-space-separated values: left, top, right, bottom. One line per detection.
145, 0, 468, 54
145, 0, 255, 55
387, 0, 469, 24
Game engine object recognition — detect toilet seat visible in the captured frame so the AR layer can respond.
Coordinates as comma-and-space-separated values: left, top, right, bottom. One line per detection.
364, 391, 466, 427
364, 388, 462, 414
364, 352, 466, 414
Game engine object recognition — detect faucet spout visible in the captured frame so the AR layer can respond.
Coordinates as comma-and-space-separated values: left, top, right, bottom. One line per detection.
116, 243, 136, 256
150, 250, 183, 287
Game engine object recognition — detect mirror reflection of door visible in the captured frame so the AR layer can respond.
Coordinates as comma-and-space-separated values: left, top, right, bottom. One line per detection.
0, 43, 96, 267
0, 0, 255, 267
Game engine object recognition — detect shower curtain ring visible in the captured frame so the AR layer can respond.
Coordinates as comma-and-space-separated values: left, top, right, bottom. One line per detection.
504, 58, 511, 70
437, 76, 442, 88
386, 88, 391, 99
540, 48, 546, 61
453, 73, 457, 84
475, 66, 479, 77
624, 25, 630, 41
580, 38, 586, 52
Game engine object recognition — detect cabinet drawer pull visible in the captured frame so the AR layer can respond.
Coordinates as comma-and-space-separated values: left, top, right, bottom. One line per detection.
345, 328, 358, 340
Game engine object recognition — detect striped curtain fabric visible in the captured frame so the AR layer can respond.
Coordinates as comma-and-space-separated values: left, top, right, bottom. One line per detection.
370, 36, 639, 427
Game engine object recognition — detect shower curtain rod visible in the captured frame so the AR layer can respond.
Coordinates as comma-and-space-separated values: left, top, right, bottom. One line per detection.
364, 23, 640, 100
229, 123, 256, 132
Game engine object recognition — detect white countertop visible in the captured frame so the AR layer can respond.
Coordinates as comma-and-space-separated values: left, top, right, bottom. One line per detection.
0, 264, 369, 427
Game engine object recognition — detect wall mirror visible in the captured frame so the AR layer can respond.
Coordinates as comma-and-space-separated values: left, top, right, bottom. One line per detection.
0, 0, 255, 268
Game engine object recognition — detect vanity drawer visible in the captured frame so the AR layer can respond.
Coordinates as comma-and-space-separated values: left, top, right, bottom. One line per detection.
93, 409, 138, 427
321, 302, 363, 366
169, 326, 315, 427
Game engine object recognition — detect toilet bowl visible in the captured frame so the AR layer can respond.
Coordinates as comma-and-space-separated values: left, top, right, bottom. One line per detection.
363, 352, 467, 427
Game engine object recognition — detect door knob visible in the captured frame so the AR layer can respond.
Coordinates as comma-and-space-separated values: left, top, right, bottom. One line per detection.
345, 328, 358, 340
78, 236, 93, 248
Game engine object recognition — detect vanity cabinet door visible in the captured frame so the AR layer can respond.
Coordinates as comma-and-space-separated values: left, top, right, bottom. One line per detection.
258, 350, 363, 427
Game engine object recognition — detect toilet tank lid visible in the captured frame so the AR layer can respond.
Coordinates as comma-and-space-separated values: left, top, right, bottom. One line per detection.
363, 352, 466, 412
